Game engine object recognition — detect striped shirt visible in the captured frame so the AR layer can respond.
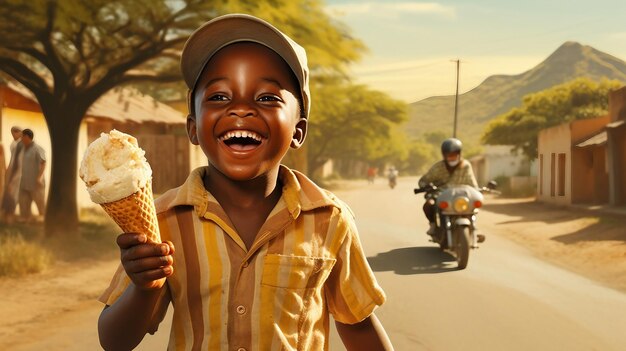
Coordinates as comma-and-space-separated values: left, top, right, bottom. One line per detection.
99, 165, 386, 351
418, 159, 478, 189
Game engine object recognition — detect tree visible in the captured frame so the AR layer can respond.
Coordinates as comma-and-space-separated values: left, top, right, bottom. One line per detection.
482, 78, 622, 159
423, 130, 448, 147
0, 0, 364, 237
405, 140, 440, 175
306, 81, 407, 177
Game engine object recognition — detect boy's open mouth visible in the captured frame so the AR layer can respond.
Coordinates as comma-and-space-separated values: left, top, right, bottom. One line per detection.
218, 130, 264, 151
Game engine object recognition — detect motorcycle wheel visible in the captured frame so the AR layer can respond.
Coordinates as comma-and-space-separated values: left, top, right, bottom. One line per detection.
453, 226, 471, 269
437, 232, 447, 251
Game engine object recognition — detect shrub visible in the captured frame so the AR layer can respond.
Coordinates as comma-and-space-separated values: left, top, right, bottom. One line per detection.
0, 233, 52, 277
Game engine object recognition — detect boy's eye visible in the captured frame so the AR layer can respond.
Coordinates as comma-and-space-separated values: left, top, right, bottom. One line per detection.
207, 94, 229, 101
258, 95, 282, 102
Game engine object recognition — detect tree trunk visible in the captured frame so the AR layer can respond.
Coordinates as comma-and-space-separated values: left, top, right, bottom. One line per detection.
44, 107, 82, 238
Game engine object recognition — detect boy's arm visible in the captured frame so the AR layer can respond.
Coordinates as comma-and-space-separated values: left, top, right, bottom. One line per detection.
335, 313, 394, 351
98, 284, 164, 350
98, 233, 174, 350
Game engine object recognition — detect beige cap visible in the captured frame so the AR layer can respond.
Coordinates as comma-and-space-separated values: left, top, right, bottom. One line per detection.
181, 14, 310, 118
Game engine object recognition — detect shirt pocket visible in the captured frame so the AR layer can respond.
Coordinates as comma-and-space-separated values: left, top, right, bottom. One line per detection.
259, 255, 336, 349
261, 254, 336, 290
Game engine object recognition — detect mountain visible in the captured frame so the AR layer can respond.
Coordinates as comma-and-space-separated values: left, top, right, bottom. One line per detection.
406, 41, 626, 145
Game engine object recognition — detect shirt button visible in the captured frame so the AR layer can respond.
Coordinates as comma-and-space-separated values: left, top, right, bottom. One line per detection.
236, 305, 246, 315
237, 348, 247, 351
242, 261, 249, 268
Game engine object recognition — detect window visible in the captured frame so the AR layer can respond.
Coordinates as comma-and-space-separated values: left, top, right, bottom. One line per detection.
550, 153, 556, 197
538, 154, 543, 195
558, 153, 566, 196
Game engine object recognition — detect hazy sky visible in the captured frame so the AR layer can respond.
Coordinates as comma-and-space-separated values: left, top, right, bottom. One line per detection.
324, 0, 626, 102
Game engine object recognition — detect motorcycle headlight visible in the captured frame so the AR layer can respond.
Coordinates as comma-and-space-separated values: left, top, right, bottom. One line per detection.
453, 197, 470, 212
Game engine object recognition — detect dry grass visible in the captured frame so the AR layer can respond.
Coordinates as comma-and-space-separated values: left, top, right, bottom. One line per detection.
46, 208, 120, 262
0, 208, 120, 277
0, 233, 52, 277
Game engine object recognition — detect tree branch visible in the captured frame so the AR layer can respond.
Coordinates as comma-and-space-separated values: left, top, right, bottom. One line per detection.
2, 45, 49, 69
118, 72, 182, 84
40, 1, 69, 93
162, 36, 190, 49
0, 56, 50, 94
89, 34, 185, 93
73, 23, 92, 89
160, 49, 181, 60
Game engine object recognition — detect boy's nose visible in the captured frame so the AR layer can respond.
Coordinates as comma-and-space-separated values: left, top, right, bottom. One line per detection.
228, 99, 256, 118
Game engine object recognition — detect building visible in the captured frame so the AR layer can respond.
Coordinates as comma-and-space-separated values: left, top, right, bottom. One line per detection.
605, 88, 626, 205
0, 82, 204, 209
536, 86, 626, 206
469, 145, 534, 187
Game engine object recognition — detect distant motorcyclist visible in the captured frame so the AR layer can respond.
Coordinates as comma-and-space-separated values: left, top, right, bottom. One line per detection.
418, 138, 478, 235
387, 166, 398, 189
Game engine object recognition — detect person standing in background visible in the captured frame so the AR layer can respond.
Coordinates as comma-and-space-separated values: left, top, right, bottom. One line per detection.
367, 166, 377, 184
1, 126, 23, 223
17, 129, 46, 223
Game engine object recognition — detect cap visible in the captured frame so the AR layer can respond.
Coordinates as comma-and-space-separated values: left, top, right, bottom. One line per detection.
181, 14, 310, 118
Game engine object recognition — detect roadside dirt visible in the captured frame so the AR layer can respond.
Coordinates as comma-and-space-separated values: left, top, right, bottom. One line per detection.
481, 196, 626, 293
0, 258, 119, 350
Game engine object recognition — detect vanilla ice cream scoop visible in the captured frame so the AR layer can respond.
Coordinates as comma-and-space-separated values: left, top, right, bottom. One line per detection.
79, 129, 152, 204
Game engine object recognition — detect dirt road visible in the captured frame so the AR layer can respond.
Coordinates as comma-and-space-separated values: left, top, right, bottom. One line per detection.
1, 177, 625, 350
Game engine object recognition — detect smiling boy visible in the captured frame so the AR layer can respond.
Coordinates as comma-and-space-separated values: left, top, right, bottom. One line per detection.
98, 14, 393, 351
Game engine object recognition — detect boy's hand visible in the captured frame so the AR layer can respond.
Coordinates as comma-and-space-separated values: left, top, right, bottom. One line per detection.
116, 233, 175, 291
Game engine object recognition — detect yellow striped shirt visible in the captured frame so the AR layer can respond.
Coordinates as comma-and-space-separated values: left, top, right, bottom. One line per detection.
99, 165, 386, 350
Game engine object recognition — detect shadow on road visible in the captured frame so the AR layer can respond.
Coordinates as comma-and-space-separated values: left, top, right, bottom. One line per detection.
482, 199, 626, 245
483, 199, 574, 225
552, 219, 626, 244
367, 246, 458, 275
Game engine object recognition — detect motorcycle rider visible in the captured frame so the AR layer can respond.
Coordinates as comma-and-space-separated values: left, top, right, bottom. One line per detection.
387, 166, 398, 188
418, 138, 478, 235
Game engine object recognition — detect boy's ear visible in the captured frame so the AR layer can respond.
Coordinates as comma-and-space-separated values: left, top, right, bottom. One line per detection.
290, 118, 308, 149
186, 115, 199, 145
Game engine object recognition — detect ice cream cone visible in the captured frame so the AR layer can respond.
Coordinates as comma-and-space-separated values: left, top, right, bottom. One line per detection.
100, 181, 161, 243
80, 130, 161, 242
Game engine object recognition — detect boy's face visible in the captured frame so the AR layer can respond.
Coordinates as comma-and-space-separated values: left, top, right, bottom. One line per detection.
188, 42, 307, 181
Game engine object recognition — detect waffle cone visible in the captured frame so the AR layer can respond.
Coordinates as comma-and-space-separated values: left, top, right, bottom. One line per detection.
100, 182, 161, 243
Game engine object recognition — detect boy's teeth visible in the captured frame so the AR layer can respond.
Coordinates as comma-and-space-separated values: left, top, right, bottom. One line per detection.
221, 130, 262, 141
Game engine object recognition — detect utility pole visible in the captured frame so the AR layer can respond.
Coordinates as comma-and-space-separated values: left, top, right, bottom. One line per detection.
452, 59, 460, 138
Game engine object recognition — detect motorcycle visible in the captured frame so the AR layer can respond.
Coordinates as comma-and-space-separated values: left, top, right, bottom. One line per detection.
413, 181, 498, 269
388, 176, 397, 189
388, 168, 398, 189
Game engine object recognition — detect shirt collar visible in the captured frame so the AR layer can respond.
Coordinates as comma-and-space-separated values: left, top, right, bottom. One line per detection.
155, 165, 341, 218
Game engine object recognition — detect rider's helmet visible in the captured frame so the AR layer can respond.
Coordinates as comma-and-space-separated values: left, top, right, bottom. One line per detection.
441, 138, 463, 166
441, 138, 462, 155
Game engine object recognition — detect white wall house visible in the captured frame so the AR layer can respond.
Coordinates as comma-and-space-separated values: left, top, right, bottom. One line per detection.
0, 82, 191, 210
469, 145, 533, 186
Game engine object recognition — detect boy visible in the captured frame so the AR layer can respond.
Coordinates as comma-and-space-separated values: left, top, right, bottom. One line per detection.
98, 14, 393, 351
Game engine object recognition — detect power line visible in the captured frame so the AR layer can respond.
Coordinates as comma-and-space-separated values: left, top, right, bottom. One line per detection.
352, 60, 449, 76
